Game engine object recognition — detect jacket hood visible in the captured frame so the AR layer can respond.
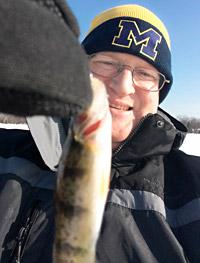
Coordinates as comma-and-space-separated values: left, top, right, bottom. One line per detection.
26, 116, 68, 171
158, 107, 187, 148
112, 107, 187, 166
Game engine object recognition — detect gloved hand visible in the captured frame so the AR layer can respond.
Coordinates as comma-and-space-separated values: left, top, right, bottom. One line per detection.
0, 0, 92, 118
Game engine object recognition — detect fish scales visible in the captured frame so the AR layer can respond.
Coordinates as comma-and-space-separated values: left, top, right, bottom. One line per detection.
54, 77, 112, 263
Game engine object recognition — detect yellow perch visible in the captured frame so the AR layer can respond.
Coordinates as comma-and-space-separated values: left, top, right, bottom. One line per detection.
54, 77, 112, 263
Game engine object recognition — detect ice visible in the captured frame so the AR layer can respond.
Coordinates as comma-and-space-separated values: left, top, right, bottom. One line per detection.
180, 133, 200, 157
0, 123, 29, 130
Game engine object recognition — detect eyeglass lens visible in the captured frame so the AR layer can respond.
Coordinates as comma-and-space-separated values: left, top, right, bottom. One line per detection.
89, 54, 166, 91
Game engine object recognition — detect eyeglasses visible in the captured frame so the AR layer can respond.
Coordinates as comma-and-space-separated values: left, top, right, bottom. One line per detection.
88, 53, 170, 92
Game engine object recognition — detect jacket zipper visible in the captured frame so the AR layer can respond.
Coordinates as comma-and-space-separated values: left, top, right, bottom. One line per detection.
10, 201, 40, 263
112, 114, 152, 158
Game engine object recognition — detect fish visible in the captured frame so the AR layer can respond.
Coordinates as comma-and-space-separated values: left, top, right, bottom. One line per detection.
54, 77, 112, 263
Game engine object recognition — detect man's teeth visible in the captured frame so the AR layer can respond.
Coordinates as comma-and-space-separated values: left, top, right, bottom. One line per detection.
109, 102, 132, 111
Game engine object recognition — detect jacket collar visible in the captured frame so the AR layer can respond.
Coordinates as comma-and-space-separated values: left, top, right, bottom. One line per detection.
112, 108, 187, 166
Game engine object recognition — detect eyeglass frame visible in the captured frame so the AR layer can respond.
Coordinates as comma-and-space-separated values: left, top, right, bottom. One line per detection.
88, 53, 170, 92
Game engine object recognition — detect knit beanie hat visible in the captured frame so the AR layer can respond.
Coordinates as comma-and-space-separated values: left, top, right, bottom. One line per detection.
82, 4, 172, 103
0, 0, 92, 117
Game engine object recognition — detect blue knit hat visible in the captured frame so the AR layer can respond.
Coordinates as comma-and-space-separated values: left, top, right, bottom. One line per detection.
82, 4, 172, 103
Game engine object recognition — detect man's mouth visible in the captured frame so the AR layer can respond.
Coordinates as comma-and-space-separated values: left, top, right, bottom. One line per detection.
109, 102, 133, 111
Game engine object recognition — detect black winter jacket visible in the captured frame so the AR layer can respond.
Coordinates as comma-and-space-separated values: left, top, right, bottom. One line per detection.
0, 109, 200, 263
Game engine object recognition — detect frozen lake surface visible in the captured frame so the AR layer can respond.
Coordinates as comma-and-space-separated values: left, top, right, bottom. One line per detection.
179, 133, 200, 157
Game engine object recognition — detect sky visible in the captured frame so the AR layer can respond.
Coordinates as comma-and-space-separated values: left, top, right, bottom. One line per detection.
67, 0, 200, 119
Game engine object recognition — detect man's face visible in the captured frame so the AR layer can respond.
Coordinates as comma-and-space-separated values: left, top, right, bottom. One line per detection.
89, 51, 159, 150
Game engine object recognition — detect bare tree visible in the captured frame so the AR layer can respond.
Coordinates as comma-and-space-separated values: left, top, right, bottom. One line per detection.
0, 113, 26, 124
177, 115, 200, 133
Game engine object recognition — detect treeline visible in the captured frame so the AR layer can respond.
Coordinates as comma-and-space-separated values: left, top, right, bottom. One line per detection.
0, 114, 26, 124
177, 115, 200, 133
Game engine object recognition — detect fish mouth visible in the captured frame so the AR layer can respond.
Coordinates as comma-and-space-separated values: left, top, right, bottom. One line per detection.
109, 102, 133, 111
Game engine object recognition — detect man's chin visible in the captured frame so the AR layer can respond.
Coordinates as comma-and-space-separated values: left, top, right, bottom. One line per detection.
111, 129, 133, 150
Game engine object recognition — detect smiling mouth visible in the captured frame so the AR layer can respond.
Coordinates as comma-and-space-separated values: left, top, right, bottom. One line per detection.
109, 102, 133, 111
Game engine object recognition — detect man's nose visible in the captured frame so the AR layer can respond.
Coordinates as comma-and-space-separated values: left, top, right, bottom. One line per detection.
109, 68, 135, 96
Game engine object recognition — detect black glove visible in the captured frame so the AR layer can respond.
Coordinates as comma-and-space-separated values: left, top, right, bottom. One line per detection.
0, 0, 92, 117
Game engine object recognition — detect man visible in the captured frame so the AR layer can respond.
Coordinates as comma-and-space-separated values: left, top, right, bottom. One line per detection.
81, 4, 200, 263
0, 3, 199, 263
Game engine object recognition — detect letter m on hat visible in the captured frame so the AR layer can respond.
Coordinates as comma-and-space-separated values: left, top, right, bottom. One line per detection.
112, 20, 162, 61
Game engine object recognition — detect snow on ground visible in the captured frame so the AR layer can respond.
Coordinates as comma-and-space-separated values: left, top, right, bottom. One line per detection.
0, 123, 200, 157
179, 133, 200, 157
0, 123, 29, 130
